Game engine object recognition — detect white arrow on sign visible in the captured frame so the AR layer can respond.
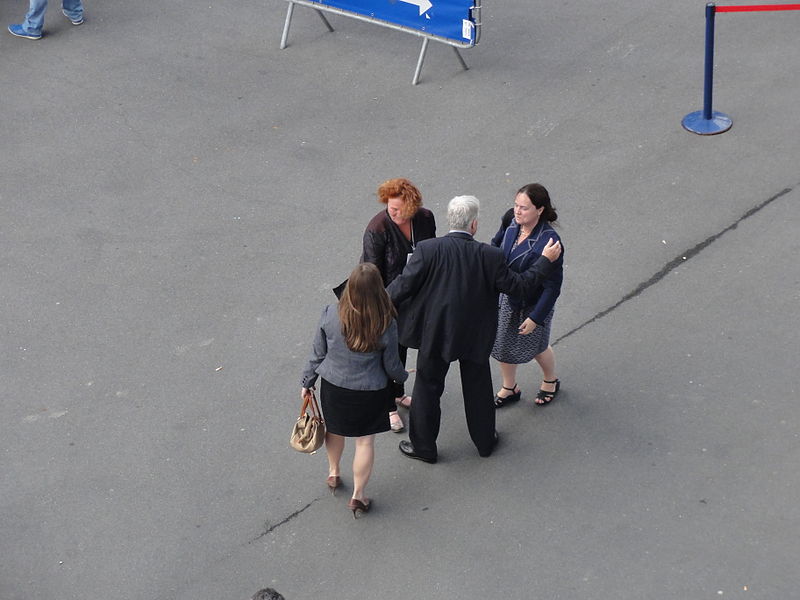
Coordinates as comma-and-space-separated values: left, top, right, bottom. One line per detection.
399, 0, 433, 16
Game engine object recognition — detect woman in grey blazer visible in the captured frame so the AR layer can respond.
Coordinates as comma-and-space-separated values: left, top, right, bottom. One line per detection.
301, 263, 408, 517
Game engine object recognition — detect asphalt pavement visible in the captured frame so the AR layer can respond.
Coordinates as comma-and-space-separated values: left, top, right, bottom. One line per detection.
1, 1, 798, 599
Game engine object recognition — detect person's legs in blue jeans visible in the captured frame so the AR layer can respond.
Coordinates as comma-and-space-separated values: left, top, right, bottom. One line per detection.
61, 0, 84, 24
21, 0, 48, 34
17, 0, 83, 34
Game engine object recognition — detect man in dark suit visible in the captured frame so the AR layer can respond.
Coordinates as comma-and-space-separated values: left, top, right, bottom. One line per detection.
387, 195, 562, 462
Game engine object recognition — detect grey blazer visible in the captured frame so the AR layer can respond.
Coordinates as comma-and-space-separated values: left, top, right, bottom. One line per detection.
301, 304, 408, 391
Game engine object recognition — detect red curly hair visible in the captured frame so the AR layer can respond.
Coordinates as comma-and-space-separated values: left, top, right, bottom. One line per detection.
377, 178, 423, 219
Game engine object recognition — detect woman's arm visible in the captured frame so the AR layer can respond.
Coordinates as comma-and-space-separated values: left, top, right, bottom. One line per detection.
386, 241, 429, 306
361, 222, 387, 275
528, 279, 562, 325
300, 306, 329, 389
527, 236, 564, 324
416, 208, 437, 242
382, 321, 409, 383
491, 208, 515, 248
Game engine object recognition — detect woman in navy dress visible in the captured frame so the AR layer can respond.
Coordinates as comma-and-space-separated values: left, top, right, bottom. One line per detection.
490, 183, 564, 407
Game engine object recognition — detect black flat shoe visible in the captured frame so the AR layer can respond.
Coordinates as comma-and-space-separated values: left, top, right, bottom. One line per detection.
494, 384, 521, 408
535, 379, 560, 405
399, 440, 437, 464
479, 431, 500, 457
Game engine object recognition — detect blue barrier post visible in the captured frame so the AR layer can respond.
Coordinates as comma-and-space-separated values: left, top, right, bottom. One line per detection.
682, 3, 733, 134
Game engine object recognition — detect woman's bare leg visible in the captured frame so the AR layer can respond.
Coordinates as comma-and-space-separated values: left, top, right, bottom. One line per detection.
533, 346, 557, 403
496, 362, 520, 398
325, 432, 345, 477
351, 434, 375, 502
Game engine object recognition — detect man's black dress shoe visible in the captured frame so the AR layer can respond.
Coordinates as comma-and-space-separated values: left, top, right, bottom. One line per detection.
479, 431, 500, 457
399, 440, 437, 463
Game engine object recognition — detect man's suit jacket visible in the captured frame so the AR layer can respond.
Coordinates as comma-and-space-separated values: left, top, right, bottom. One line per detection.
386, 232, 553, 363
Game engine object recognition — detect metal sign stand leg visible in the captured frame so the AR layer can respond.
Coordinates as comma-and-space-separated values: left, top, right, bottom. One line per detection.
412, 38, 430, 85
281, 0, 474, 85
280, 1, 334, 50
280, 2, 295, 49
412, 40, 469, 85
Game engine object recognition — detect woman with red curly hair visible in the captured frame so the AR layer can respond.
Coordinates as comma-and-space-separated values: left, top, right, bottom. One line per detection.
362, 178, 436, 432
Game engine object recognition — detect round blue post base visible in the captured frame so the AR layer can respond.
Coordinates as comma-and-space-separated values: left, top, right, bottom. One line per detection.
682, 110, 732, 135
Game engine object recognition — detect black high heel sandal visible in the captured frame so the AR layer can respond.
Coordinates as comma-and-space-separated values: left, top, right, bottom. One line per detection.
494, 384, 521, 408
535, 379, 560, 405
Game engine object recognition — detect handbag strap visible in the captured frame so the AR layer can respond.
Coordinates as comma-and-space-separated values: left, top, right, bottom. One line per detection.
300, 389, 323, 419
309, 389, 323, 420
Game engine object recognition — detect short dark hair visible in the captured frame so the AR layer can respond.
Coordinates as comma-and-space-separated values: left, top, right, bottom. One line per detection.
251, 588, 286, 600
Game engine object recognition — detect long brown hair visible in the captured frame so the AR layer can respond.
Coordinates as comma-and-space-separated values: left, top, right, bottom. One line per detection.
338, 263, 397, 352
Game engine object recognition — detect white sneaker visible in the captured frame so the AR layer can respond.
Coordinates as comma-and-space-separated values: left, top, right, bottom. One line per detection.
62, 9, 84, 25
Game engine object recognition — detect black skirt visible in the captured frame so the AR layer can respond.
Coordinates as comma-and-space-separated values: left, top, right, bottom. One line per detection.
320, 379, 393, 437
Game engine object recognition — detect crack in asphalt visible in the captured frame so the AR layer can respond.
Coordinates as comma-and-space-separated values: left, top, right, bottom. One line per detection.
249, 498, 320, 544
553, 185, 795, 346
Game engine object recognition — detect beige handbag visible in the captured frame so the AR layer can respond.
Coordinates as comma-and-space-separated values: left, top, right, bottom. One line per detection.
290, 390, 326, 453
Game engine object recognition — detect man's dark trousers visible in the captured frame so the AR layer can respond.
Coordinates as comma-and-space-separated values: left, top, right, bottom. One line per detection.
408, 354, 496, 459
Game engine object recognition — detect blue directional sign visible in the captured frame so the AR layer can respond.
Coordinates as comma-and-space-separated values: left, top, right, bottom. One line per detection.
315, 0, 476, 44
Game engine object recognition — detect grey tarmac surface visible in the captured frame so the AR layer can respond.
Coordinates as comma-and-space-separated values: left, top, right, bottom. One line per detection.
1, 1, 798, 599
